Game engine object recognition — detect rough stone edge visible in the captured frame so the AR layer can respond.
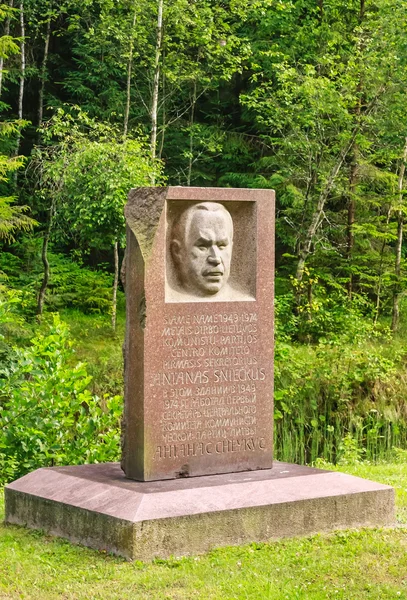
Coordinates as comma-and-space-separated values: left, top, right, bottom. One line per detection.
5, 483, 395, 561
133, 488, 395, 560
125, 187, 168, 262
4, 488, 135, 560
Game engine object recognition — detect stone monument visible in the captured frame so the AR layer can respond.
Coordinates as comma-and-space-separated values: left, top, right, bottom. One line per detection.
4, 187, 395, 560
122, 187, 274, 481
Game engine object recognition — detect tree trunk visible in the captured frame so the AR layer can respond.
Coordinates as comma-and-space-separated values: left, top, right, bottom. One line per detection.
374, 203, 392, 324
38, 15, 52, 127
346, 0, 365, 297
124, 6, 137, 137
0, 0, 14, 98
112, 240, 119, 332
15, 0, 25, 157
18, 0, 25, 122
295, 129, 359, 283
347, 161, 358, 298
37, 196, 56, 319
391, 137, 407, 333
150, 0, 163, 166
158, 46, 166, 159
187, 80, 197, 186
318, 0, 323, 21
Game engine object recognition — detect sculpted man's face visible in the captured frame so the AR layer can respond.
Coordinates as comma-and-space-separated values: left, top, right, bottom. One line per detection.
172, 204, 233, 296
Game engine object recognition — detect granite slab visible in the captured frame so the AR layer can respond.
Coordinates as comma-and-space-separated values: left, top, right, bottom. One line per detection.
5, 461, 395, 560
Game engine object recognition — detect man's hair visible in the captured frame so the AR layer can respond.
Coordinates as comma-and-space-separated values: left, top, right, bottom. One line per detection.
171, 202, 233, 245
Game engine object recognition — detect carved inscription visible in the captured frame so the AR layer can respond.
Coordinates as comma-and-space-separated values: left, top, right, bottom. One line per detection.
152, 311, 268, 460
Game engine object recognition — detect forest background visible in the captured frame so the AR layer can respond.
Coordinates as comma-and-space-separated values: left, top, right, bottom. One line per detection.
1, 0, 407, 484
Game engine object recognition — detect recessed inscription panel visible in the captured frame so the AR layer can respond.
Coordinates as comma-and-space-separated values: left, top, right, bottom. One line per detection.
123, 187, 274, 481
148, 309, 269, 476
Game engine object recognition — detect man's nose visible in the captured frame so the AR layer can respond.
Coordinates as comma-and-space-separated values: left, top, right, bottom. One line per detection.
208, 246, 221, 264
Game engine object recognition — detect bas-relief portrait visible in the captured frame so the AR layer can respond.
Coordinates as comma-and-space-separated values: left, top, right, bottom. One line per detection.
166, 201, 256, 303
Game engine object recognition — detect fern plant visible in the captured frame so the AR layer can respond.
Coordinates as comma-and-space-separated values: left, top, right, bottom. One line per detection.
0, 122, 37, 241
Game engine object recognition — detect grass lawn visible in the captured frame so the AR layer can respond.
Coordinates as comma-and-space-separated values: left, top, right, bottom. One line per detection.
1, 463, 407, 599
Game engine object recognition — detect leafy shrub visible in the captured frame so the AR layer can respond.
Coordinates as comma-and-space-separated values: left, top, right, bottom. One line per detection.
337, 433, 366, 465
277, 272, 385, 345
0, 315, 122, 484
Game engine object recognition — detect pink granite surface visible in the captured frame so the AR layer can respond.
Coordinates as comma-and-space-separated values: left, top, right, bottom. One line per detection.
123, 187, 275, 481
6, 462, 393, 522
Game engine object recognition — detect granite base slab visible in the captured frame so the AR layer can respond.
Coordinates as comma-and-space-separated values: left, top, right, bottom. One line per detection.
4, 462, 395, 561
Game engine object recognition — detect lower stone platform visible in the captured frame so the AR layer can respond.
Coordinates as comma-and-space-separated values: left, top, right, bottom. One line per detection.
4, 462, 395, 560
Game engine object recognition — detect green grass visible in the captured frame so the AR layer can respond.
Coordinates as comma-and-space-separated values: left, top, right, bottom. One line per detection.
1, 463, 407, 599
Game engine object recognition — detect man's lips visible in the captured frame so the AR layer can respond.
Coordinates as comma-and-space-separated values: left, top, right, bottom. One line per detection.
204, 270, 223, 277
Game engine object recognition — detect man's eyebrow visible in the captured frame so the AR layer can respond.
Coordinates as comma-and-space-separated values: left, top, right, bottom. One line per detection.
195, 236, 211, 245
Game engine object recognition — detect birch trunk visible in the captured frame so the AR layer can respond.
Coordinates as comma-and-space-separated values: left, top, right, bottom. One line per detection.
150, 0, 163, 165
187, 80, 197, 186
158, 47, 166, 159
15, 0, 25, 158
374, 203, 392, 324
38, 16, 51, 127
391, 137, 407, 332
111, 240, 119, 332
37, 195, 56, 318
347, 161, 358, 298
347, 0, 365, 297
124, 6, 137, 137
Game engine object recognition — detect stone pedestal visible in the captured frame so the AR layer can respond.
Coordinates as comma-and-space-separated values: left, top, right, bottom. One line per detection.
5, 462, 395, 561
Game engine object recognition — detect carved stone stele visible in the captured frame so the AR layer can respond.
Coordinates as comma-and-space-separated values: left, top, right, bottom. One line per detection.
122, 186, 275, 481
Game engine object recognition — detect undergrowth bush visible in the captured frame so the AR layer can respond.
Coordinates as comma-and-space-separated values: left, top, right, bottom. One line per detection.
0, 283, 30, 369
274, 334, 407, 464
0, 315, 122, 484
0, 249, 121, 314
274, 281, 407, 463
275, 286, 382, 345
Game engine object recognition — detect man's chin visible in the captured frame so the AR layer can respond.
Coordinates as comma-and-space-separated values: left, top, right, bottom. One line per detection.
200, 282, 224, 295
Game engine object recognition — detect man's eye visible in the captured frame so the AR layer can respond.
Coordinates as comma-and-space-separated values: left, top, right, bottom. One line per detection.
198, 245, 207, 251
218, 244, 226, 250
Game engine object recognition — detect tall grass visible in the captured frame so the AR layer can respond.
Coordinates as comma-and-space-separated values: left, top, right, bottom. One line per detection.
274, 338, 407, 464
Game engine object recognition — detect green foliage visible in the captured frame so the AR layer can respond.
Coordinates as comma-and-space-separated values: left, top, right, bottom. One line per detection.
276, 274, 385, 345
337, 433, 366, 465
60, 308, 125, 397
32, 107, 162, 252
39, 254, 118, 313
0, 283, 25, 369
0, 249, 120, 314
274, 331, 407, 465
0, 315, 122, 484
0, 121, 36, 241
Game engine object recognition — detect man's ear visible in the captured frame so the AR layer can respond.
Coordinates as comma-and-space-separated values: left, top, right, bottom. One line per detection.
171, 239, 181, 263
